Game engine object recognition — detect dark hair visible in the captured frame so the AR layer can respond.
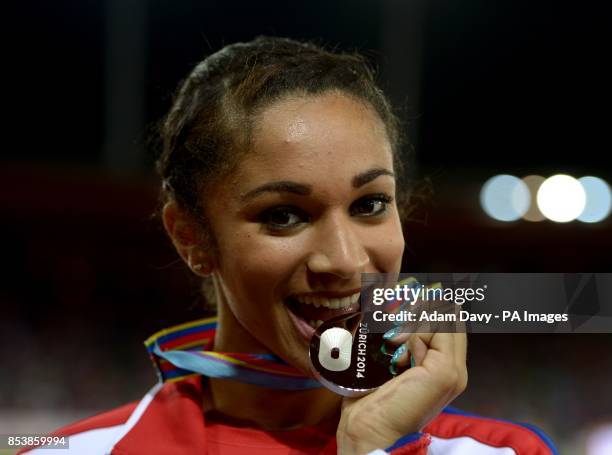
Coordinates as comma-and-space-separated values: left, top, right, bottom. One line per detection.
155, 36, 411, 237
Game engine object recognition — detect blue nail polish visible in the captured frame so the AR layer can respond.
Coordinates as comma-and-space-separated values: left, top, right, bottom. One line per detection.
410, 352, 415, 368
391, 344, 406, 364
398, 283, 423, 311
389, 362, 398, 375
383, 326, 402, 340
380, 342, 390, 356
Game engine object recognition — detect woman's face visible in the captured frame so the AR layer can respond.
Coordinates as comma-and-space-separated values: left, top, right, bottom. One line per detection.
205, 91, 405, 373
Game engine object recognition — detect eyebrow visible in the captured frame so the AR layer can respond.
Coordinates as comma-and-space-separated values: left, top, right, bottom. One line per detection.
241, 167, 394, 202
241, 181, 312, 201
352, 168, 395, 188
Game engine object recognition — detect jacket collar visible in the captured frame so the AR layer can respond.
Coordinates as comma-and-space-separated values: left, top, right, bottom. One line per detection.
112, 376, 208, 453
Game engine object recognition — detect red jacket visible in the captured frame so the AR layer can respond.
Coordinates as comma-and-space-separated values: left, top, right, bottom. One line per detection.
20, 375, 557, 454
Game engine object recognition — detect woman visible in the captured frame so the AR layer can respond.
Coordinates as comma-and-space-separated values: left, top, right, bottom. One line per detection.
22, 36, 557, 454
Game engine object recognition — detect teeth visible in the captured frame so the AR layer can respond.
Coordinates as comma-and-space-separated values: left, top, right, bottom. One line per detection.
307, 320, 324, 329
295, 292, 360, 309
340, 296, 352, 307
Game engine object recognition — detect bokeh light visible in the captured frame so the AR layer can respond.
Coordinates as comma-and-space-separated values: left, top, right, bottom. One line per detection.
521, 175, 546, 222
577, 176, 611, 223
586, 423, 612, 455
480, 174, 530, 222
537, 174, 586, 223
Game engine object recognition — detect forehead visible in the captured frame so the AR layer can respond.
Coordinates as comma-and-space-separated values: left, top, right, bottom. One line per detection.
235, 92, 394, 187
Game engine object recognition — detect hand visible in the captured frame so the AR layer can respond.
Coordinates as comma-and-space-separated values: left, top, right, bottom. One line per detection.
336, 331, 468, 454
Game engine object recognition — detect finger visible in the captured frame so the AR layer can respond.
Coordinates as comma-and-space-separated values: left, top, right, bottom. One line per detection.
382, 327, 411, 345
453, 332, 467, 365
386, 317, 462, 371
386, 332, 436, 370
380, 288, 445, 346
389, 343, 409, 373
382, 311, 432, 346
453, 332, 468, 392
386, 331, 445, 368
408, 332, 458, 371
408, 335, 429, 366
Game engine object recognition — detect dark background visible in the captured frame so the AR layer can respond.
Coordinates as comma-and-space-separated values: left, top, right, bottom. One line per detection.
1, 1, 611, 453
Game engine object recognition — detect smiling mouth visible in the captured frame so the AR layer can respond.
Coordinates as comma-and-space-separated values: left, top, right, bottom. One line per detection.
285, 292, 361, 329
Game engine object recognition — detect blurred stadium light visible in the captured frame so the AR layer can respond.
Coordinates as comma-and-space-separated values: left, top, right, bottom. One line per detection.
577, 176, 612, 223
537, 174, 586, 223
480, 174, 530, 221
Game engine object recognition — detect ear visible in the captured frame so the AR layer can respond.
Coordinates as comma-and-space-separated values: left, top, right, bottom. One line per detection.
162, 200, 215, 276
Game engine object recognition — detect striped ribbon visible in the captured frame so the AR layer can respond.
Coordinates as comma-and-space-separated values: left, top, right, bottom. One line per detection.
143, 277, 431, 390
144, 317, 321, 390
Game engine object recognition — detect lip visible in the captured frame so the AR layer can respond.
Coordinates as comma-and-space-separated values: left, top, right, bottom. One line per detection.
289, 288, 361, 300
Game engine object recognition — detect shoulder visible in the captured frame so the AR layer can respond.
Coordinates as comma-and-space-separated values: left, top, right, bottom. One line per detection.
18, 383, 163, 455
19, 378, 206, 455
424, 407, 558, 454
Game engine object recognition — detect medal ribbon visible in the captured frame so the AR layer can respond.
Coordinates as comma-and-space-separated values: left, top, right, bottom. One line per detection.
144, 317, 322, 390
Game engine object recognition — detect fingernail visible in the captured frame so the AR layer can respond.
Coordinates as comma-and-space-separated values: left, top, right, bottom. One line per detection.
410, 352, 415, 368
397, 284, 423, 311
390, 344, 406, 364
383, 326, 402, 340
389, 362, 398, 375
380, 342, 392, 356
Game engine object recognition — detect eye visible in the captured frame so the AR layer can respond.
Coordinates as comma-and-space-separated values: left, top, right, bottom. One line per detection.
258, 206, 309, 230
350, 194, 393, 217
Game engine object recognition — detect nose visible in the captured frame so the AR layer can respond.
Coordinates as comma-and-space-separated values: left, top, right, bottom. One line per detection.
306, 211, 370, 279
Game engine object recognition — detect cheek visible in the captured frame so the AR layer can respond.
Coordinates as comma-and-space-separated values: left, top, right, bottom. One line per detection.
216, 227, 305, 306
367, 217, 405, 271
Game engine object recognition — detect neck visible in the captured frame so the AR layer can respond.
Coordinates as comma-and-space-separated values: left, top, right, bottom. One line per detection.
204, 276, 342, 431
